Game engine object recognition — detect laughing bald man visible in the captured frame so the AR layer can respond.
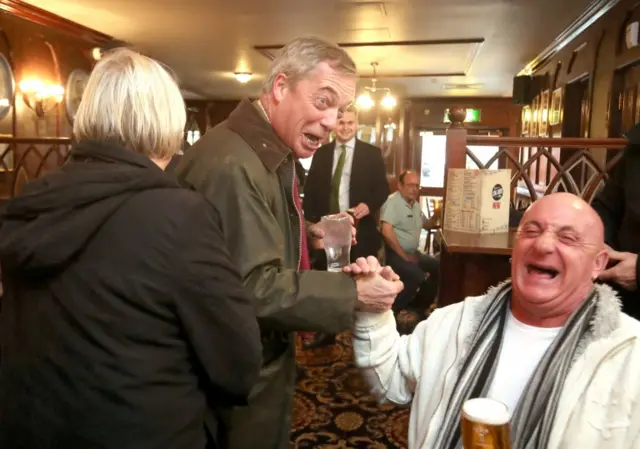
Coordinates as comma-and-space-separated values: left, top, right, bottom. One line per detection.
350, 192, 640, 449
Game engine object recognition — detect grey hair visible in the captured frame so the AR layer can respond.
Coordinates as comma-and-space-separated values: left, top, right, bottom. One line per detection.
73, 47, 186, 160
262, 36, 356, 92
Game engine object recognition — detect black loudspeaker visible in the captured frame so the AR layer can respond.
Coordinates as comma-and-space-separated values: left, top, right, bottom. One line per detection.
512, 75, 532, 105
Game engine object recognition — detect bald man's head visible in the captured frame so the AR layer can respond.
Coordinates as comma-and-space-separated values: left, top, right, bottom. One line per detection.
510, 192, 609, 325
398, 170, 419, 202
522, 192, 605, 247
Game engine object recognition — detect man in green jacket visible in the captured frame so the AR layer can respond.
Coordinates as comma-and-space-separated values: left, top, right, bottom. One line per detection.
176, 36, 403, 449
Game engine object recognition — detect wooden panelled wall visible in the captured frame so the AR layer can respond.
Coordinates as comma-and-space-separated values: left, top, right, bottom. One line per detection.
530, 0, 640, 140
0, 1, 111, 139
0, 1, 112, 199
185, 99, 242, 134
395, 98, 519, 177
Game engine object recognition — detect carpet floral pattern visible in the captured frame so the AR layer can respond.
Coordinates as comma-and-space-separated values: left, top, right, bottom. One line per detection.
290, 310, 425, 449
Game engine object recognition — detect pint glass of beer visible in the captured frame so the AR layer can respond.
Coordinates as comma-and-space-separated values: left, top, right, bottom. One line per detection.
460, 398, 511, 449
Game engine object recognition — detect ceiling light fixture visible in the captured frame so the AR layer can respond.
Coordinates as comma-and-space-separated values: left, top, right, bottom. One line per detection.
356, 62, 396, 110
234, 72, 253, 83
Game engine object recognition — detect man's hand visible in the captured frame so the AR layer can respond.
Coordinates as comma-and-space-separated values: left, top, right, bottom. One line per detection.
343, 257, 404, 312
308, 213, 357, 249
308, 223, 325, 249
351, 203, 370, 220
343, 256, 400, 281
598, 248, 638, 291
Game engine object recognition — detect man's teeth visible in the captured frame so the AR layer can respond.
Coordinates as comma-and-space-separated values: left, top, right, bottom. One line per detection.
304, 134, 321, 147
526, 264, 558, 278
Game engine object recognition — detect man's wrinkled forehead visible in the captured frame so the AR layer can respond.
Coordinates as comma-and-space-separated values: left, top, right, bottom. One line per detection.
519, 195, 603, 243
522, 201, 581, 229
403, 173, 419, 186
317, 65, 356, 104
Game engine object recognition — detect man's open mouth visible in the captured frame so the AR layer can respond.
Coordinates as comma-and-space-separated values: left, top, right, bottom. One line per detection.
303, 133, 322, 148
526, 263, 559, 279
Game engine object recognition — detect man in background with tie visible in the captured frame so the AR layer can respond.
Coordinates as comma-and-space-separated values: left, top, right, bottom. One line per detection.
303, 104, 390, 347
304, 105, 389, 262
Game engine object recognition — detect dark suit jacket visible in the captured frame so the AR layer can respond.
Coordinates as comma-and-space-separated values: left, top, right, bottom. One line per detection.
303, 139, 389, 261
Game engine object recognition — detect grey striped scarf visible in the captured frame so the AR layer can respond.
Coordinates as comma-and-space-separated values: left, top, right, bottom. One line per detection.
432, 281, 598, 449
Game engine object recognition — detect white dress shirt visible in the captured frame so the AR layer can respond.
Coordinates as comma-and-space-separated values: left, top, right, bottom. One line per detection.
331, 137, 356, 212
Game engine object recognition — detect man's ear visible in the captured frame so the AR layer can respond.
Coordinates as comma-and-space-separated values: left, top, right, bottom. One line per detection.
592, 249, 609, 278
272, 73, 289, 104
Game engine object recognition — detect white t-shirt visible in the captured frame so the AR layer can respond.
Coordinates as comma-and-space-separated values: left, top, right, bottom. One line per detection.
485, 309, 562, 415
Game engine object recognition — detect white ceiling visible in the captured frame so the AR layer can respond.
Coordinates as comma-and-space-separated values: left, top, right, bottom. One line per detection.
24, 0, 596, 98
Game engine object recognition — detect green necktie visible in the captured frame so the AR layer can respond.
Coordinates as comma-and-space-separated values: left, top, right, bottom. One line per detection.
330, 144, 347, 213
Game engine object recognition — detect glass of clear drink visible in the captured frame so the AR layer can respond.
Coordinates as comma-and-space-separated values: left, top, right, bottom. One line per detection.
319, 214, 352, 272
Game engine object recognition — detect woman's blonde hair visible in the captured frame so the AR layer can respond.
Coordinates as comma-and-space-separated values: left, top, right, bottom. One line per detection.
73, 48, 186, 160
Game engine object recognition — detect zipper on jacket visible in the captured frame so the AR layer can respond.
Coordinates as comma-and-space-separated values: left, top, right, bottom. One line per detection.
291, 163, 303, 270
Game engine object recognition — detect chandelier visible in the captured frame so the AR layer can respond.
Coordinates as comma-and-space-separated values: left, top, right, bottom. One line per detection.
356, 62, 396, 110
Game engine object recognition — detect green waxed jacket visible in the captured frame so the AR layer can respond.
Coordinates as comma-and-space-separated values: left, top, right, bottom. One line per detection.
175, 99, 358, 449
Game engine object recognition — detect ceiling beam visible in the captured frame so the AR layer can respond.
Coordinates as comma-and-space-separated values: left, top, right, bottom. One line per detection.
254, 38, 484, 79
0, 0, 113, 45
254, 38, 485, 56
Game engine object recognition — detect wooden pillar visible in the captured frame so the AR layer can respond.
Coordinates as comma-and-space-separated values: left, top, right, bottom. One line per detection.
195, 107, 210, 134
394, 103, 405, 176
374, 111, 383, 148
442, 107, 468, 216
394, 101, 410, 176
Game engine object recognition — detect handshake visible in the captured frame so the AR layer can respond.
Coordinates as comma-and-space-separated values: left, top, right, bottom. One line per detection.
342, 256, 404, 313
308, 213, 404, 313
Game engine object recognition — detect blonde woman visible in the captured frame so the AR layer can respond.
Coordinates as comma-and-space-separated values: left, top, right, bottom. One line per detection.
0, 48, 261, 449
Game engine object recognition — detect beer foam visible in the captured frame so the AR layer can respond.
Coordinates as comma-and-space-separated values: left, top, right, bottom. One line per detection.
462, 398, 510, 425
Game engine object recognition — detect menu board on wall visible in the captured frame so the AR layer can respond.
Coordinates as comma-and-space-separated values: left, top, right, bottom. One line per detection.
443, 168, 511, 234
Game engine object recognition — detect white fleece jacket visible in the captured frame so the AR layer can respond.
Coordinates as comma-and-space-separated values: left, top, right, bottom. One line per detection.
353, 283, 640, 449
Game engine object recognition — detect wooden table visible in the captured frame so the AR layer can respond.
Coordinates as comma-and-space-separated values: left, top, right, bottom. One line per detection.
437, 229, 516, 307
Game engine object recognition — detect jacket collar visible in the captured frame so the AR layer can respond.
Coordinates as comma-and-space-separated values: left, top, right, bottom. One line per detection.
72, 139, 162, 171
457, 280, 624, 371
481, 280, 621, 336
227, 99, 292, 172
334, 137, 357, 150
470, 280, 622, 347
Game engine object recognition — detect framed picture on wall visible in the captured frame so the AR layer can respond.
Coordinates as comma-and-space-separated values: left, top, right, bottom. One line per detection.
65, 69, 90, 123
521, 105, 531, 135
539, 89, 550, 132
0, 53, 14, 122
531, 95, 540, 136
549, 87, 563, 126
635, 85, 640, 125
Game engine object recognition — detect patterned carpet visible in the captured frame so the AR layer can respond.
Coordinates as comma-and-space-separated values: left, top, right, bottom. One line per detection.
290, 310, 426, 449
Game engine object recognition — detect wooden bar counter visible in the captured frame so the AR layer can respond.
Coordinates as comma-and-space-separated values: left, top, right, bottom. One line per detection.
437, 229, 516, 307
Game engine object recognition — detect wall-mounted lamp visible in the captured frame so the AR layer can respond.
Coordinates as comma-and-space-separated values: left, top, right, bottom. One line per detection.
19, 78, 64, 118
234, 72, 252, 83
91, 47, 103, 60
